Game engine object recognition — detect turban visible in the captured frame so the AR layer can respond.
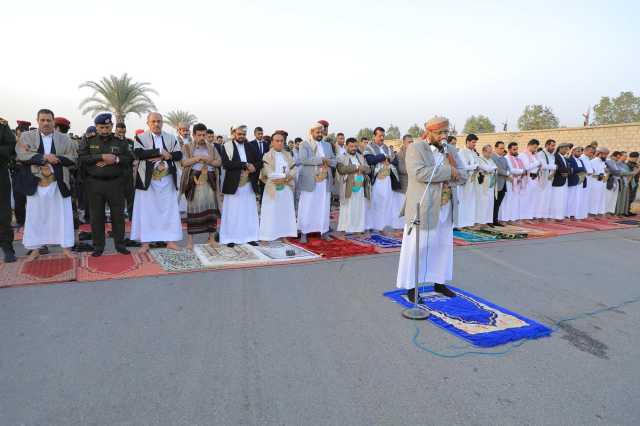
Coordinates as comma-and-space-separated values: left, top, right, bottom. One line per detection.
17, 120, 31, 128
233, 124, 247, 133
596, 147, 609, 153
425, 116, 449, 132
318, 120, 329, 127
54, 117, 71, 127
557, 142, 572, 149
308, 122, 324, 150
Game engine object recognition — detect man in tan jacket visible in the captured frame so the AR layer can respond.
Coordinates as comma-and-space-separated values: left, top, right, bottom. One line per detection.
396, 116, 458, 301
16, 109, 77, 259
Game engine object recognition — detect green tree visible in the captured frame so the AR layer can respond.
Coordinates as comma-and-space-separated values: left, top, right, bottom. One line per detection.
164, 110, 198, 130
517, 105, 559, 131
357, 128, 374, 140
463, 115, 495, 134
407, 123, 422, 138
385, 124, 401, 140
79, 73, 157, 125
593, 91, 640, 125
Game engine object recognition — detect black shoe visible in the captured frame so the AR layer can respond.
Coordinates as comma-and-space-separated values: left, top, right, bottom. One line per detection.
150, 241, 167, 249
492, 222, 504, 227
115, 246, 130, 255
39, 246, 49, 255
2, 249, 17, 263
124, 239, 142, 247
78, 231, 92, 241
407, 288, 424, 304
248, 241, 259, 246
227, 243, 236, 248
433, 283, 456, 298
91, 249, 104, 257
214, 232, 220, 243
72, 243, 94, 252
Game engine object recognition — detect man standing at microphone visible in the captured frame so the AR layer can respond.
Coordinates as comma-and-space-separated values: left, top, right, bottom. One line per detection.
396, 116, 458, 302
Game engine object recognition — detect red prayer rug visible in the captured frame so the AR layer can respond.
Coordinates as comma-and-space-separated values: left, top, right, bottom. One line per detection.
288, 235, 378, 258
76, 251, 166, 282
0, 255, 76, 288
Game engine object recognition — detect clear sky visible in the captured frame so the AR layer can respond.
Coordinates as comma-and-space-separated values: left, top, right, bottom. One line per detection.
2, 0, 638, 138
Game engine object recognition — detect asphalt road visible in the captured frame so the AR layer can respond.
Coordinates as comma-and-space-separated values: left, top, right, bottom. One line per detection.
1, 228, 639, 426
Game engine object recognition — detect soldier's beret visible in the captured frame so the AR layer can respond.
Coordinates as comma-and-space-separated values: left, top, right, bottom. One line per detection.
54, 117, 71, 127
94, 113, 112, 125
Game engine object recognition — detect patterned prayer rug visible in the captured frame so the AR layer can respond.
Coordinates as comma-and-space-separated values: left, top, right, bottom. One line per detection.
384, 285, 552, 347
473, 227, 528, 240
289, 236, 378, 259
614, 219, 640, 226
251, 241, 320, 262
453, 230, 498, 244
149, 248, 206, 272
76, 252, 166, 282
193, 244, 267, 268
0, 255, 76, 288
347, 233, 403, 250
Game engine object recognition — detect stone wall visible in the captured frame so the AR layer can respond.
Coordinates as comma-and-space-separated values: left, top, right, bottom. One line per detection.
386, 122, 640, 153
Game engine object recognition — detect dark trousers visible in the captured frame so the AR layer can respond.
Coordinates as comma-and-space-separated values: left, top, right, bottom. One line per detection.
493, 185, 507, 224
124, 172, 135, 219
11, 177, 26, 227
0, 168, 14, 252
88, 177, 126, 250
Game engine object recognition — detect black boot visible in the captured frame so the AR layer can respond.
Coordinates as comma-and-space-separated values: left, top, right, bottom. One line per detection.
2, 247, 16, 263
433, 283, 456, 298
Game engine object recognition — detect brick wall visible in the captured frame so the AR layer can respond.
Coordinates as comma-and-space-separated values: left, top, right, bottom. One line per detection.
386, 122, 640, 153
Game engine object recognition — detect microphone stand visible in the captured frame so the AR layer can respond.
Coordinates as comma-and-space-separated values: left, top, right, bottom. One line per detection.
402, 147, 446, 320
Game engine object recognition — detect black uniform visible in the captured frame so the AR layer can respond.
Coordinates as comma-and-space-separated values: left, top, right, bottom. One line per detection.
78, 133, 133, 252
116, 136, 136, 219
0, 119, 16, 259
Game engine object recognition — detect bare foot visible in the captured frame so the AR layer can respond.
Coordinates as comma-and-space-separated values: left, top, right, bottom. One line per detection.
27, 250, 40, 261
166, 242, 179, 251
62, 248, 74, 259
139, 244, 150, 253
186, 243, 193, 250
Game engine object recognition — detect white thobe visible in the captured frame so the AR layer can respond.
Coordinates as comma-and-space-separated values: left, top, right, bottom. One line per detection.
366, 162, 394, 231
298, 143, 331, 234
549, 155, 568, 220
259, 152, 297, 241
337, 155, 367, 233
219, 142, 259, 244
567, 157, 587, 219
397, 147, 452, 289
474, 157, 496, 225
536, 150, 557, 218
390, 191, 406, 229
455, 148, 478, 227
131, 133, 183, 243
589, 158, 606, 214
499, 155, 525, 222
578, 154, 594, 218
518, 151, 541, 220
23, 133, 74, 250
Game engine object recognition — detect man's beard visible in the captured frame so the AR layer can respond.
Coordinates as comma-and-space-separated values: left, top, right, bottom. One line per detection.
314, 136, 323, 142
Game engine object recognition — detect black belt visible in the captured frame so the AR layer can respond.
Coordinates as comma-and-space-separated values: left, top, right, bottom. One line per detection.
88, 175, 123, 181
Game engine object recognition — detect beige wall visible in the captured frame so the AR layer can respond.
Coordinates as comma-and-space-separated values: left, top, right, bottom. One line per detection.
386, 122, 640, 153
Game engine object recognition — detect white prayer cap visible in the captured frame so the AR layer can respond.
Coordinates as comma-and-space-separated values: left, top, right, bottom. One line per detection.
596, 146, 609, 153
233, 125, 248, 132
309, 122, 323, 131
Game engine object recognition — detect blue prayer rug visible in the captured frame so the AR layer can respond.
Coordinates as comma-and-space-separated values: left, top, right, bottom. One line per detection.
384, 286, 552, 347
453, 230, 498, 243
347, 233, 403, 249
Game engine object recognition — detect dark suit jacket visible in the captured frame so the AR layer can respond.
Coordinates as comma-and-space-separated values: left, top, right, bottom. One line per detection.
249, 139, 270, 160
221, 141, 260, 195
552, 153, 571, 187
567, 156, 587, 188
133, 131, 182, 190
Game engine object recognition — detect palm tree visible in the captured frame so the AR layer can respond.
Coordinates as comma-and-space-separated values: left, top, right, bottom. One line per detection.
164, 110, 198, 130
78, 73, 158, 125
